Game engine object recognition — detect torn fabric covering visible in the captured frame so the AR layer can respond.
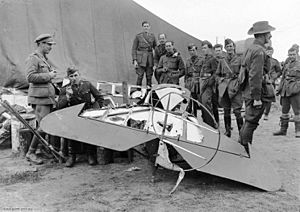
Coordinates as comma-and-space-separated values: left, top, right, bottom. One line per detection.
155, 140, 185, 194
0, 0, 201, 88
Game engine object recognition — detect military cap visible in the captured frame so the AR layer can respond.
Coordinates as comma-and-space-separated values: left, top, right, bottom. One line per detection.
67, 66, 79, 76
34, 34, 56, 44
224, 38, 235, 47
248, 21, 275, 35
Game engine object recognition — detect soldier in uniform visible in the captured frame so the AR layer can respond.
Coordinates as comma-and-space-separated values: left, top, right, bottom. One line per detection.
263, 46, 282, 120
216, 39, 244, 137
156, 41, 185, 85
153, 33, 167, 82
132, 21, 157, 89
199, 40, 218, 128
185, 44, 203, 101
273, 47, 300, 138
239, 21, 276, 153
57, 66, 104, 167
25, 34, 57, 165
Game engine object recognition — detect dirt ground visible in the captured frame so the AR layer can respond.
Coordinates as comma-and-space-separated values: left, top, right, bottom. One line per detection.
0, 107, 299, 212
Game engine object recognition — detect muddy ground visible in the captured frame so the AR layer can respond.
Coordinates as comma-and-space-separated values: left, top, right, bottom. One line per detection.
0, 107, 299, 212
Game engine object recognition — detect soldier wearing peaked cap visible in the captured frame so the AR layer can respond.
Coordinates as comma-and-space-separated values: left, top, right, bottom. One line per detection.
238, 21, 276, 154
132, 21, 157, 89
25, 33, 57, 164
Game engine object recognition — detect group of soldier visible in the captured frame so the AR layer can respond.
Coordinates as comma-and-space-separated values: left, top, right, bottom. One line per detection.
23, 20, 299, 166
132, 20, 300, 154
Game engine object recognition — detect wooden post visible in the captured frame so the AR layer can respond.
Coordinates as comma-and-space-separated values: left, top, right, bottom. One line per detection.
122, 81, 129, 105
11, 114, 36, 157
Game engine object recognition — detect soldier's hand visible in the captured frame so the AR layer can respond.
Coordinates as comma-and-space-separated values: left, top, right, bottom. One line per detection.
66, 86, 73, 99
153, 65, 157, 71
133, 60, 138, 68
253, 100, 262, 108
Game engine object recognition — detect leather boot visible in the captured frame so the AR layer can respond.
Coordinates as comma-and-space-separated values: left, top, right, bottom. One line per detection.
65, 154, 76, 167
26, 135, 43, 165
87, 144, 97, 166
224, 115, 231, 137
26, 149, 43, 165
236, 117, 244, 132
273, 117, 289, 136
295, 121, 300, 138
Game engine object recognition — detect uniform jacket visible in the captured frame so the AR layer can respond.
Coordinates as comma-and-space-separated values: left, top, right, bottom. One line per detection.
216, 53, 242, 98
241, 39, 274, 102
57, 80, 104, 109
199, 54, 218, 94
157, 51, 185, 85
268, 57, 282, 83
132, 32, 157, 67
277, 60, 300, 97
154, 43, 167, 66
26, 51, 56, 105
184, 55, 203, 93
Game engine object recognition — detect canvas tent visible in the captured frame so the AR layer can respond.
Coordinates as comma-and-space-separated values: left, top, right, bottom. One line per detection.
0, 0, 202, 89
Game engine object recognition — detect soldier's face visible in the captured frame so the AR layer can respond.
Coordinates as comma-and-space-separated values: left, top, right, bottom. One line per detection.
68, 71, 80, 84
202, 44, 210, 55
266, 49, 273, 57
142, 23, 150, 33
41, 42, 53, 54
214, 47, 223, 57
264, 32, 272, 44
188, 47, 197, 57
288, 50, 297, 62
158, 34, 166, 45
225, 43, 235, 54
165, 42, 174, 52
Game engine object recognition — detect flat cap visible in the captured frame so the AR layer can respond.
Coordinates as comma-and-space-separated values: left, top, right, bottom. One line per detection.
34, 34, 56, 44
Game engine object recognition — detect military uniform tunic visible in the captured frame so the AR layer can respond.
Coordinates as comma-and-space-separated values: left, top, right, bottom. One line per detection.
26, 51, 56, 105
157, 52, 185, 85
277, 60, 300, 117
184, 55, 203, 94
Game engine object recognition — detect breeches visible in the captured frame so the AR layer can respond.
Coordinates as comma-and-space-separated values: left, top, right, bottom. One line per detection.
136, 66, 153, 87
220, 90, 243, 116
32, 104, 52, 128
281, 93, 300, 116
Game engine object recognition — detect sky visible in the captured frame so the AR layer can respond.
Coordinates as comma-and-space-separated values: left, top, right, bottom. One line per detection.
134, 0, 300, 61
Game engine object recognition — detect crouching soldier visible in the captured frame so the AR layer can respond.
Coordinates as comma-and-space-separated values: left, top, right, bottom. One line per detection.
57, 66, 104, 167
273, 47, 300, 138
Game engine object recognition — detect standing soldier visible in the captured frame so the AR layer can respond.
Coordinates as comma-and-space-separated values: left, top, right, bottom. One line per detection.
184, 44, 203, 115
239, 21, 276, 153
25, 34, 57, 164
199, 40, 218, 128
57, 66, 104, 167
132, 21, 157, 89
216, 39, 244, 137
263, 46, 282, 120
273, 47, 300, 138
153, 33, 167, 82
156, 41, 185, 85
